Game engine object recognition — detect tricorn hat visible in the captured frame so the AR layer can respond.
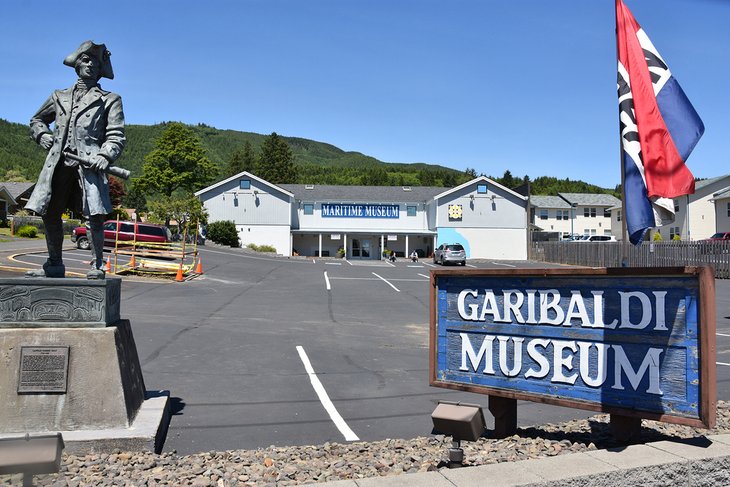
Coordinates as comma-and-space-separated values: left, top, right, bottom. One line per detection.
63, 40, 114, 80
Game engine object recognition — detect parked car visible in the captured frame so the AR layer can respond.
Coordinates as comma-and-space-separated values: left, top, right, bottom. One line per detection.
574, 235, 616, 242
706, 232, 730, 242
71, 221, 172, 250
433, 243, 466, 266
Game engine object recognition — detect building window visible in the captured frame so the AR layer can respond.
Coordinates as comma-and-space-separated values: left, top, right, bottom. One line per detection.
303, 203, 314, 215
584, 207, 596, 218
727, 202, 730, 217
674, 203, 680, 212
670, 226, 680, 240
477, 184, 487, 194
539, 209, 548, 220
556, 210, 569, 220
617, 210, 622, 222
603, 208, 611, 218
240, 179, 251, 190
407, 205, 417, 217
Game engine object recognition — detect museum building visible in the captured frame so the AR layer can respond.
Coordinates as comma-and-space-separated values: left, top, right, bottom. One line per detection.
195, 172, 529, 260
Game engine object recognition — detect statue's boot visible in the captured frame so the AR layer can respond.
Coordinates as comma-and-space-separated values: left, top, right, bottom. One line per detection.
26, 260, 65, 278
86, 267, 105, 279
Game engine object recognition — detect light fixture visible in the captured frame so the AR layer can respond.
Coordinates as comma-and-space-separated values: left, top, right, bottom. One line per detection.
0, 433, 65, 485
431, 401, 485, 468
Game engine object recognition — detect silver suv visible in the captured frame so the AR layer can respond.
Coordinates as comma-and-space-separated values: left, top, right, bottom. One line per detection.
434, 243, 466, 266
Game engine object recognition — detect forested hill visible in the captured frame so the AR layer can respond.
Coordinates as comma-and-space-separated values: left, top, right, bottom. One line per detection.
0, 118, 618, 196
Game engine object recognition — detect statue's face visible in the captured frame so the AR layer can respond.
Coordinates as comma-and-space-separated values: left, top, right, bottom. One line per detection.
75, 53, 100, 81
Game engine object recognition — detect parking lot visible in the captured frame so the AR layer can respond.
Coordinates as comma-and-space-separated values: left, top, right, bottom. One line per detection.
3, 242, 730, 454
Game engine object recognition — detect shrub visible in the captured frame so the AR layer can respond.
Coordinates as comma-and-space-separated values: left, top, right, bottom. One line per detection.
207, 220, 239, 247
16, 225, 38, 238
248, 244, 276, 253
652, 232, 663, 241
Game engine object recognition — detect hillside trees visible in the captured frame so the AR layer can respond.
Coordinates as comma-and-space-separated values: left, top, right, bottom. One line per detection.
226, 140, 257, 178
256, 132, 296, 184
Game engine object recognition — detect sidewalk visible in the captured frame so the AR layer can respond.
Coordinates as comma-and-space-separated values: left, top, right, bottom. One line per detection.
306, 434, 730, 487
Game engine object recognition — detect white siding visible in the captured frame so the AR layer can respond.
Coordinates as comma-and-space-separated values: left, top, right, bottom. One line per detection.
716, 197, 730, 234
237, 224, 291, 255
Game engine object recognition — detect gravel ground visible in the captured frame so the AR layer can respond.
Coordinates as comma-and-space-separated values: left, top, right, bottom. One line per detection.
3, 401, 729, 486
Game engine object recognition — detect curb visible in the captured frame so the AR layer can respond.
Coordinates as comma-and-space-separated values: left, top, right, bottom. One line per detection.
304, 434, 730, 486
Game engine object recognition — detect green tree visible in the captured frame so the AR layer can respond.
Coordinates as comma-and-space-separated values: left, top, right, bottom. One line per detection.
360, 167, 388, 186
3, 169, 29, 182
464, 167, 478, 179
134, 122, 217, 198
257, 132, 296, 184
123, 185, 148, 213
418, 170, 436, 186
148, 196, 208, 237
226, 140, 257, 177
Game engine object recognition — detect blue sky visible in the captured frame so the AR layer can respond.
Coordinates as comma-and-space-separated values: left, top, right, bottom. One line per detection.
1, 0, 727, 189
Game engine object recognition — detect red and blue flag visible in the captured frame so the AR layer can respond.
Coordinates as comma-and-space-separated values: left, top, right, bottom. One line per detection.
616, 0, 704, 244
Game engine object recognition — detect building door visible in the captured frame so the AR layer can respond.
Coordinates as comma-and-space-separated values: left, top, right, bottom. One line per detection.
351, 239, 372, 259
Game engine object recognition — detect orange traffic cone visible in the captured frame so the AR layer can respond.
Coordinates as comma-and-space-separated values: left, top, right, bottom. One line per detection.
195, 258, 203, 274
105, 256, 111, 272
129, 254, 136, 269
175, 264, 184, 282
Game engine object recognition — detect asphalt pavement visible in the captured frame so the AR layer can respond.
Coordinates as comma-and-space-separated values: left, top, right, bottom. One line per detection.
1, 238, 729, 455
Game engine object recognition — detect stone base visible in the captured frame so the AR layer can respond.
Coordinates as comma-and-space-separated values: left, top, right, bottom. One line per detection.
0, 320, 145, 433
0, 391, 170, 455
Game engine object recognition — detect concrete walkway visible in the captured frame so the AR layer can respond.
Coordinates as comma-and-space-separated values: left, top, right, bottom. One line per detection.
306, 434, 730, 486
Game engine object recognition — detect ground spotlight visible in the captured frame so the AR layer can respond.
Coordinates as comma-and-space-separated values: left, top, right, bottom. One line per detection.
431, 401, 485, 468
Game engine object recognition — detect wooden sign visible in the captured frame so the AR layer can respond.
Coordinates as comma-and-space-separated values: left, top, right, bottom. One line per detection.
430, 267, 716, 428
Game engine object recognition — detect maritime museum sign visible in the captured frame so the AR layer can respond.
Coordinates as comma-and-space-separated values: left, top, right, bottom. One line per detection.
321, 203, 399, 219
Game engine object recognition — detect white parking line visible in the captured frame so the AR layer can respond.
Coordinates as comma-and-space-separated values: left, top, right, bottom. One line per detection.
717, 362, 730, 366
323, 271, 331, 291
325, 262, 342, 266
422, 262, 437, 268
491, 261, 516, 268
385, 260, 395, 267
372, 272, 400, 292
296, 346, 359, 441
345, 259, 353, 266
418, 273, 429, 279
717, 333, 730, 337
466, 264, 477, 268
407, 265, 424, 268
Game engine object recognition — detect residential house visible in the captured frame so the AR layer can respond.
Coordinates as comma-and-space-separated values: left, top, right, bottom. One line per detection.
0, 182, 34, 223
608, 174, 730, 241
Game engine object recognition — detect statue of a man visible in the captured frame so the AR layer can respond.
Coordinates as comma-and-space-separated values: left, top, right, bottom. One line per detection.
25, 41, 126, 279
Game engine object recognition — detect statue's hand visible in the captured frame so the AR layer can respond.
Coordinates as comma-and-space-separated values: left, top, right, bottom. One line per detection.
39, 134, 53, 150
89, 155, 109, 172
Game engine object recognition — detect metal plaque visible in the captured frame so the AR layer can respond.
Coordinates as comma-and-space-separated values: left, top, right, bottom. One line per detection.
17, 346, 70, 394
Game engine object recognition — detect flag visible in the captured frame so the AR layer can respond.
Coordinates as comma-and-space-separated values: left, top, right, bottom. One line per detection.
616, 0, 704, 244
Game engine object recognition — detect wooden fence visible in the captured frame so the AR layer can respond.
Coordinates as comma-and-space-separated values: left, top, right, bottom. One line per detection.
531, 241, 730, 279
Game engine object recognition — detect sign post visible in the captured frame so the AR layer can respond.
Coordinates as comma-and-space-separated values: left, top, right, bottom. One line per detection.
429, 267, 716, 438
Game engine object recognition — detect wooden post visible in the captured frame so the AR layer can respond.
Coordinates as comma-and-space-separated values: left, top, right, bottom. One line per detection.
610, 414, 641, 442
488, 396, 517, 438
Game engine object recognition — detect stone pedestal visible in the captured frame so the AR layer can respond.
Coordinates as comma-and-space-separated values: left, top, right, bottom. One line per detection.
0, 278, 168, 453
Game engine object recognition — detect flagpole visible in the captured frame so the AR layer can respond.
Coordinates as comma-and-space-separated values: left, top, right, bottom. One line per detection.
616, 0, 629, 266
